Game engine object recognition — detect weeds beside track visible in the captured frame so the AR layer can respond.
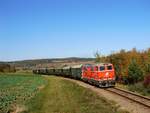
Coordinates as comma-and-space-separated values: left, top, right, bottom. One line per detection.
106, 87, 150, 108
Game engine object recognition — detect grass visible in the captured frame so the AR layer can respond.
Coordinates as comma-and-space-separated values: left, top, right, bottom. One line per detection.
0, 73, 46, 113
128, 82, 150, 97
116, 82, 150, 97
23, 76, 129, 113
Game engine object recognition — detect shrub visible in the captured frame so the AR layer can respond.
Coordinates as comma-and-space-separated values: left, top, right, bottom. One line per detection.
127, 59, 144, 84
122, 76, 129, 84
143, 74, 150, 88
128, 82, 150, 96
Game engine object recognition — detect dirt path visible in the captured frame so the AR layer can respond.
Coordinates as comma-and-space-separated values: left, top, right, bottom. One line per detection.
62, 77, 150, 113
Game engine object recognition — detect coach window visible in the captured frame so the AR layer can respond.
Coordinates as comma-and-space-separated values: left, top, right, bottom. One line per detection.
100, 66, 105, 71
86, 66, 91, 71
107, 65, 112, 70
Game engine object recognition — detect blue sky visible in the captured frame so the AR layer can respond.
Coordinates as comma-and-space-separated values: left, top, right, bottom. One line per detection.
0, 0, 150, 61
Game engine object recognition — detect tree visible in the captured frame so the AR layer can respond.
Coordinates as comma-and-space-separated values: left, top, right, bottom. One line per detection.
128, 59, 144, 84
94, 51, 101, 63
0, 64, 16, 73
94, 50, 107, 63
144, 48, 150, 74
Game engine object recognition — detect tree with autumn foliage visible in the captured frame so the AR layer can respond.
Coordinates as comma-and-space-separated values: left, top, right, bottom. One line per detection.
95, 48, 150, 84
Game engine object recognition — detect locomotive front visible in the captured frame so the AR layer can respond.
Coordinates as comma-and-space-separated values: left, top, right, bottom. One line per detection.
97, 64, 115, 87
81, 63, 116, 87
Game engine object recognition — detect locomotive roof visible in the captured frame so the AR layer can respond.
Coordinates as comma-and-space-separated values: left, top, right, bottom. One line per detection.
94, 63, 112, 66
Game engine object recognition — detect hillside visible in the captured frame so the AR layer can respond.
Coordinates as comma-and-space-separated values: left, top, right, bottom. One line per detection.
1, 57, 94, 70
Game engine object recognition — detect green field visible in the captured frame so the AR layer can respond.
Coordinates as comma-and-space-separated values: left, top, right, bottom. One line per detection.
23, 76, 129, 113
0, 73, 46, 113
0, 74, 129, 113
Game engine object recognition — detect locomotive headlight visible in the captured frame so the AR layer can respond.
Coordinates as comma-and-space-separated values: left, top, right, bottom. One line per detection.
105, 72, 109, 77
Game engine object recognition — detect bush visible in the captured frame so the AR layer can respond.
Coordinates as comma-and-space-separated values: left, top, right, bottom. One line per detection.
127, 59, 144, 84
122, 76, 129, 84
143, 74, 150, 88
128, 82, 150, 96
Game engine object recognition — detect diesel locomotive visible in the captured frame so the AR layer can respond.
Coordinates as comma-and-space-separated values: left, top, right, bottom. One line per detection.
33, 63, 116, 87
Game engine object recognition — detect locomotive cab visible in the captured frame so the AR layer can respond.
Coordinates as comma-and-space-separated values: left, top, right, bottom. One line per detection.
97, 64, 115, 87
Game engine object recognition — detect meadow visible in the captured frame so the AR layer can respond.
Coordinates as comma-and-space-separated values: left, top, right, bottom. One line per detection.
0, 73, 46, 113
23, 76, 129, 113
0, 73, 129, 113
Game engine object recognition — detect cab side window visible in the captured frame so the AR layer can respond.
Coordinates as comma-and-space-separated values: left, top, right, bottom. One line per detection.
94, 66, 98, 71
87, 66, 92, 71
82, 66, 86, 71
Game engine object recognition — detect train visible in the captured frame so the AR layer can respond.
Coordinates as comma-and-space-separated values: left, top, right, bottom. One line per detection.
33, 63, 116, 87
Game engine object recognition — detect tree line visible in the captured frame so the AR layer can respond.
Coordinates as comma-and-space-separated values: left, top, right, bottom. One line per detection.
0, 63, 16, 73
95, 48, 150, 86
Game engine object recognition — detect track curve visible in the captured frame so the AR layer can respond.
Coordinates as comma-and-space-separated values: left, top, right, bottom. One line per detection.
105, 87, 150, 108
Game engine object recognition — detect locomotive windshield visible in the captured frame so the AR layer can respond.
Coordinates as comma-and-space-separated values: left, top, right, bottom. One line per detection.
107, 65, 112, 70
100, 66, 105, 71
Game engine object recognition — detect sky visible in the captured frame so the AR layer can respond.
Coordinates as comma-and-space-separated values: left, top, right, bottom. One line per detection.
0, 0, 150, 61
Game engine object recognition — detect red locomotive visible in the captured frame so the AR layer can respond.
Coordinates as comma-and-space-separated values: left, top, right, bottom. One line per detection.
81, 63, 115, 87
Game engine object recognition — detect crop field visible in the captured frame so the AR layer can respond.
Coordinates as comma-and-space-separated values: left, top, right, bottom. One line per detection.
0, 73, 46, 113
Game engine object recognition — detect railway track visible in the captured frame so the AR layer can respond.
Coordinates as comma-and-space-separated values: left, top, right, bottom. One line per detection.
105, 87, 150, 108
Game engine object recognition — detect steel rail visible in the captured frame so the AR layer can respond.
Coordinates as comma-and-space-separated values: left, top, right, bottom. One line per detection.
105, 87, 150, 108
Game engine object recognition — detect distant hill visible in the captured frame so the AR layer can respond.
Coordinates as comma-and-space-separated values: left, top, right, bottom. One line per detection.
1, 57, 95, 70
